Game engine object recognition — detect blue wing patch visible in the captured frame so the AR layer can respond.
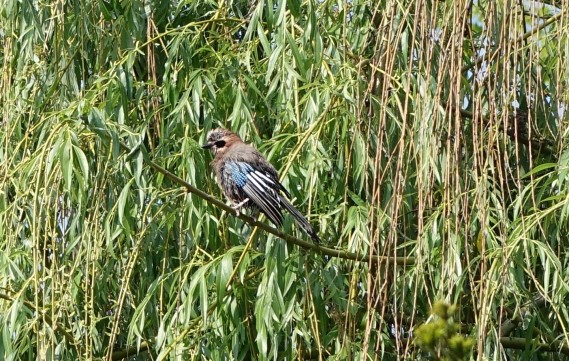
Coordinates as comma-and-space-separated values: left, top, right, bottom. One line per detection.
226, 162, 254, 188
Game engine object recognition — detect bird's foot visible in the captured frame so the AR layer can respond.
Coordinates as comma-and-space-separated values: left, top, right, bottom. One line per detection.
231, 198, 250, 211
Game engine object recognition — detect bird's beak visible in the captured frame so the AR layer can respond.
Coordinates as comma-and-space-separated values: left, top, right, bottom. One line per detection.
201, 142, 214, 149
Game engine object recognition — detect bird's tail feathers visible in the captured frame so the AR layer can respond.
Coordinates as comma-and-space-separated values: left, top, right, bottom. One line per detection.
279, 197, 321, 243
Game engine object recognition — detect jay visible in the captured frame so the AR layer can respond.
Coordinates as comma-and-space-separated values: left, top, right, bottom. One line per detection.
202, 128, 320, 243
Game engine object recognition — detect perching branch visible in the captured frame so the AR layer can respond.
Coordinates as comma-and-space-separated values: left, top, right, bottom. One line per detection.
125, 142, 415, 265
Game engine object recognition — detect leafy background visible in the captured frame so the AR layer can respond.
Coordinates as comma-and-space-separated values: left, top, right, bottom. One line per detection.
1, 0, 569, 360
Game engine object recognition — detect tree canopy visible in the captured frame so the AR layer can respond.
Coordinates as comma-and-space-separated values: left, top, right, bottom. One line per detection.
1, 0, 569, 360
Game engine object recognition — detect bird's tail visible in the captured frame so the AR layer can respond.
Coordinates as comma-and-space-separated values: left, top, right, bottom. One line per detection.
279, 197, 321, 243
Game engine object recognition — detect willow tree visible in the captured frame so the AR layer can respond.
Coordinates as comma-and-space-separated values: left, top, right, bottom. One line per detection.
1, 0, 568, 360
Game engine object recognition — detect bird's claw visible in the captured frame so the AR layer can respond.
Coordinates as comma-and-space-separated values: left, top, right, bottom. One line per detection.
231, 198, 250, 211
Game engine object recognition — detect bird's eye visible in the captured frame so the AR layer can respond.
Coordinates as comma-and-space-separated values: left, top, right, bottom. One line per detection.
215, 140, 226, 147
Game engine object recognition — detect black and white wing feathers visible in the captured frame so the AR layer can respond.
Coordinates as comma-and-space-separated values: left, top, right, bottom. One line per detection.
241, 168, 284, 227
225, 159, 320, 242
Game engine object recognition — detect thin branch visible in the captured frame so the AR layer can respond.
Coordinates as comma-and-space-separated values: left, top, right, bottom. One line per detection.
123, 142, 415, 265
0, 292, 79, 353
536, 0, 563, 8
111, 341, 150, 361
500, 337, 569, 355
459, 108, 556, 158
110, 265, 267, 359
500, 295, 547, 337
462, 11, 564, 74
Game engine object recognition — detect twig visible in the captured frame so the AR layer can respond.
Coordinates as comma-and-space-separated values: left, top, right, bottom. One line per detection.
111, 341, 150, 360
462, 11, 563, 74
0, 292, 80, 353
120, 142, 415, 265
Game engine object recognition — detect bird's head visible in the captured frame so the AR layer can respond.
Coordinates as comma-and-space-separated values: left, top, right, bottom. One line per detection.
201, 128, 241, 155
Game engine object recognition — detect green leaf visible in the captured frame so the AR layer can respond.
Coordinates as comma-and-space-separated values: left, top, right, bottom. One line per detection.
118, 179, 133, 227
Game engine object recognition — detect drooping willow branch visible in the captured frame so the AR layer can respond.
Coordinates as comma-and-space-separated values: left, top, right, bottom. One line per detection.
461, 11, 564, 74
0, 291, 80, 354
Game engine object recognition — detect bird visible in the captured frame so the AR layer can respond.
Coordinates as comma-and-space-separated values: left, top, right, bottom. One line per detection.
202, 127, 320, 243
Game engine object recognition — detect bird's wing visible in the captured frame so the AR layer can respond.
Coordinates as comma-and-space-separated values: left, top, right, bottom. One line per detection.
256, 163, 291, 198
244, 147, 291, 199
226, 162, 283, 227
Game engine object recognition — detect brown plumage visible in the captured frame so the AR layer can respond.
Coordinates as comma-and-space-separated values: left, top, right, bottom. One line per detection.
202, 128, 320, 242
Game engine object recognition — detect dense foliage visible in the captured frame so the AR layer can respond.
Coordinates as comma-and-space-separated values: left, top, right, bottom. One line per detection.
1, 0, 568, 359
